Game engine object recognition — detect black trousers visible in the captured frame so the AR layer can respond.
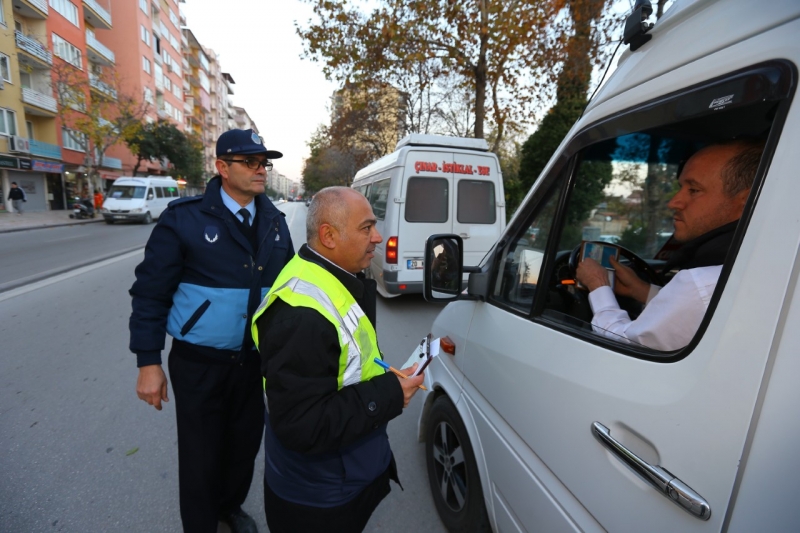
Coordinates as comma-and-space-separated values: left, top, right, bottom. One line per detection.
168, 347, 264, 533
262, 458, 395, 533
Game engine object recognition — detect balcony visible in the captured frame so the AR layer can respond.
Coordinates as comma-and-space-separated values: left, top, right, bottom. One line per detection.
86, 30, 115, 66
11, 0, 47, 19
101, 156, 122, 170
157, 108, 169, 119
15, 31, 52, 68
29, 140, 62, 160
184, 97, 194, 113
22, 87, 57, 115
89, 73, 117, 99
83, 0, 112, 31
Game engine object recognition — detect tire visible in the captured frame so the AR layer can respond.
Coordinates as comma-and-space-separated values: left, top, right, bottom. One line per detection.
143, 212, 152, 224
105, 219, 115, 225
425, 396, 491, 532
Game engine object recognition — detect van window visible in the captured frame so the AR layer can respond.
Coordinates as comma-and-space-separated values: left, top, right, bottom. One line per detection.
155, 187, 164, 198
458, 180, 496, 224
165, 187, 179, 197
491, 188, 559, 313
488, 61, 792, 358
406, 177, 448, 223
369, 179, 390, 220
108, 185, 145, 199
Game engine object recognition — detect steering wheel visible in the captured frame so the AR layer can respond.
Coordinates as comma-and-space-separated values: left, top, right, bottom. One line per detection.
568, 242, 664, 288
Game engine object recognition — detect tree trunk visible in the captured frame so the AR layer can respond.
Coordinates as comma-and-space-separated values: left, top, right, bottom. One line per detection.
474, 0, 489, 139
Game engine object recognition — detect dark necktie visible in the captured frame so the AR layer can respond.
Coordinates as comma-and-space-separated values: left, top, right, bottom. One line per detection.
238, 208, 250, 226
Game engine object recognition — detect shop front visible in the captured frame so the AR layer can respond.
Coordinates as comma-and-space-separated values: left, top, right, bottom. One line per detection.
0, 155, 63, 213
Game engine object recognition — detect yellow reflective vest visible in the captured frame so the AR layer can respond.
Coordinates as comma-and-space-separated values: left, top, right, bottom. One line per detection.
251, 254, 384, 390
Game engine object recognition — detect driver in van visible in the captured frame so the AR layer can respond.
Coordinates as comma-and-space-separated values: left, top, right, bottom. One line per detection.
575, 139, 764, 351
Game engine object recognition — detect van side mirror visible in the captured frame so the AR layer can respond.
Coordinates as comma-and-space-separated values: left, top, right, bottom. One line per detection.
147, 189, 154, 200
424, 235, 464, 302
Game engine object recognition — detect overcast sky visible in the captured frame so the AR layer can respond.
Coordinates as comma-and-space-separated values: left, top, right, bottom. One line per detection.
181, 0, 338, 185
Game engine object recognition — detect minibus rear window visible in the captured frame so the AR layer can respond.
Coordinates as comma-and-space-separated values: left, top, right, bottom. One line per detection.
406, 177, 448, 223
458, 180, 496, 224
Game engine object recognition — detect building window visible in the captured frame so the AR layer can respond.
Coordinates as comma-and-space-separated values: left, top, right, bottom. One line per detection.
0, 53, 10, 83
62, 128, 86, 151
144, 86, 153, 103
52, 33, 82, 69
164, 76, 171, 92
143, 56, 151, 74
0, 108, 17, 136
0, 0, 6, 26
172, 83, 181, 99
140, 25, 150, 44
50, 0, 79, 27
139, 0, 148, 15
169, 9, 179, 27
174, 109, 182, 122
169, 33, 178, 50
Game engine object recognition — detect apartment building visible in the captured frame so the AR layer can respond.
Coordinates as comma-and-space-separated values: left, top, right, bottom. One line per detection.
0, 0, 120, 212
100, 0, 185, 178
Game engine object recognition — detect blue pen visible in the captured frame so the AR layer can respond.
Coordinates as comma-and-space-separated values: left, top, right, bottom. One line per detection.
374, 358, 427, 390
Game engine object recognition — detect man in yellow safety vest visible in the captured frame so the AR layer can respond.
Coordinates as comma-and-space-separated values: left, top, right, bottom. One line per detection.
251, 186, 424, 532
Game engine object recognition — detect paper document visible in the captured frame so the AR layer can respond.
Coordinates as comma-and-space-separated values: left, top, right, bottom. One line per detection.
403, 334, 439, 377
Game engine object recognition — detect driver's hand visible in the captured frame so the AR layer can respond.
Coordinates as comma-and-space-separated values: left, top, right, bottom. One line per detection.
609, 256, 651, 304
575, 258, 612, 291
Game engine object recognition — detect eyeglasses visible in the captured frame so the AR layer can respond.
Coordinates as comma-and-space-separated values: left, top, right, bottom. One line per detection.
222, 157, 273, 171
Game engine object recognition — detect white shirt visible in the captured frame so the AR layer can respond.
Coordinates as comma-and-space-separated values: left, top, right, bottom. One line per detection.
587, 265, 722, 351
220, 187, 255, 225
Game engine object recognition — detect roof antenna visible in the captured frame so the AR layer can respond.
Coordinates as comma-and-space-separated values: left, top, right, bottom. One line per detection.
623, 0, 655, 52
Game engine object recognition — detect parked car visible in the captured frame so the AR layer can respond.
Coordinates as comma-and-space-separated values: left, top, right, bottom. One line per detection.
101, 176, 180, 224
416, 1, 800, 531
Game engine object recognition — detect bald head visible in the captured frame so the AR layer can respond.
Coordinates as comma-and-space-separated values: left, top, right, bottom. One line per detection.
306, 187, 361, 245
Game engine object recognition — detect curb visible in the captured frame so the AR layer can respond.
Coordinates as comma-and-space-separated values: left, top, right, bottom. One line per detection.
0, 218, 104, 234
0, 244, 145, 293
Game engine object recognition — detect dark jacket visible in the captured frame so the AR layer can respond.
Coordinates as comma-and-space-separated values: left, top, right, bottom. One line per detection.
8, 187, 25, 201
256, 244, 404, 506
129, 176, 294, 367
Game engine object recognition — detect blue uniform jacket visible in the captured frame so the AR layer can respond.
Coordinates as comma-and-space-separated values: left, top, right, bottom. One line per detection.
129, 176, 294, 366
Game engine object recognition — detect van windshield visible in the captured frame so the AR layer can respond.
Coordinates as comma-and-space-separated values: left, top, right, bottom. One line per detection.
108, 185, 146, 199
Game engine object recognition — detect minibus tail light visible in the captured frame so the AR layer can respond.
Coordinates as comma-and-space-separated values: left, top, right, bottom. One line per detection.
386, 236, 398, 264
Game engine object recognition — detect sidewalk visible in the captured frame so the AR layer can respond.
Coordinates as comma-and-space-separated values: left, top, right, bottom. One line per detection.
0, 210, 104, 234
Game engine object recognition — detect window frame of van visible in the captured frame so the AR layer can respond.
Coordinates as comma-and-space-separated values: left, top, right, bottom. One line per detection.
485, 60, 796, 364
457, 179, 497, 224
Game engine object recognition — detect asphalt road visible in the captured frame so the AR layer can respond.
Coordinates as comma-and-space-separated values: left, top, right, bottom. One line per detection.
0, 201, 449, 532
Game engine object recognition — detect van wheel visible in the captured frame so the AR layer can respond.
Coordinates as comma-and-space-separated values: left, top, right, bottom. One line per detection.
426, 396, 490, 532
143, 212, 152, 224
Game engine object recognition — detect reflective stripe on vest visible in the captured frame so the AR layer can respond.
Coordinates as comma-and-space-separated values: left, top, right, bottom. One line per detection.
251, 255, 383, 391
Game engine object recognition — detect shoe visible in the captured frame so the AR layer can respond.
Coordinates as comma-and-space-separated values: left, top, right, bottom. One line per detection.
220, 508, 258, 533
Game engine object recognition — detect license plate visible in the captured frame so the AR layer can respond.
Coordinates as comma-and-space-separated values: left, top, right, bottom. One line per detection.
407, 259, 424, 270
113, 215, 124, 219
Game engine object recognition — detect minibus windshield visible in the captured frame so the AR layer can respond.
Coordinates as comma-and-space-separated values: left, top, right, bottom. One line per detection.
108, 185, 146, 199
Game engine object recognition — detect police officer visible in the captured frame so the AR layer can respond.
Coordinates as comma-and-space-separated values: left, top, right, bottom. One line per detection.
252, 186, 423, 532
130, 128, 294, 533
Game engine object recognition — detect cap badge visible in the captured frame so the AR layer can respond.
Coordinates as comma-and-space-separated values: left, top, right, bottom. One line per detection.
251, 132, 262, 145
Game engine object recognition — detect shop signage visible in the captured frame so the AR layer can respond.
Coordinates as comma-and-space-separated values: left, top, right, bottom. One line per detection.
32, 160, 64, 173
0, 155, 18, 169
18, 159, 32, 170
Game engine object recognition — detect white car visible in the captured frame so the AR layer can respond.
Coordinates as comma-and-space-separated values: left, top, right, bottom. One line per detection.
416, 1, 800, 531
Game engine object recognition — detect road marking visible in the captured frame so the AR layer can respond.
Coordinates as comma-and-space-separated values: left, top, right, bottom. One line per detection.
0, 249, 143, 303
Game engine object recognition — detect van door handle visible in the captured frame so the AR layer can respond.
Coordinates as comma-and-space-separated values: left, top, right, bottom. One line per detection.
459, 233, 470, 239
592, 422, 711, 520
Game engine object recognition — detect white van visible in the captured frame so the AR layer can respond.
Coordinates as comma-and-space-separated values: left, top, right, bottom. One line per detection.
352, 133, 506, 297
101, 176, 180, 224
416, 1, 800, 531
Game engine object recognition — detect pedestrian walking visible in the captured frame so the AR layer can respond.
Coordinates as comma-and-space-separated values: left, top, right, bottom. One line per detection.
7, 182, 26, 215
251, 187, 424, 533
130, 128, 293, 533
